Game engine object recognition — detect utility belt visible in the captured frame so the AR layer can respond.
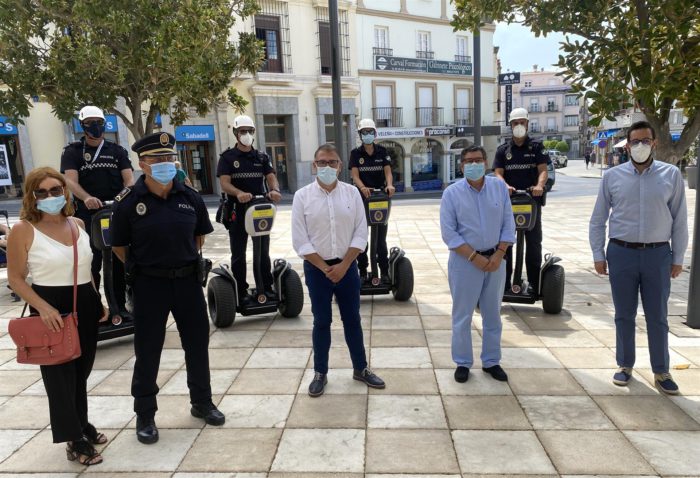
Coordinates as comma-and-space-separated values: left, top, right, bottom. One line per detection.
610, 238, 669, 250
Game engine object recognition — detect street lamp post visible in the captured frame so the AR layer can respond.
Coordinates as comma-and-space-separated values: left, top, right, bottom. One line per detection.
329, 0, 346, 180
686, 141, 700, 328
473, 29, 481, 146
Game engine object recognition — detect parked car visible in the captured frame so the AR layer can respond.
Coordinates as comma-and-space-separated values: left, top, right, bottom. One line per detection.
545, 150, 568, 169
545, 157, 556, 191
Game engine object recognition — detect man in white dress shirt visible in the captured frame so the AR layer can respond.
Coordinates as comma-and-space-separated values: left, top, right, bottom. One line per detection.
292, 143, 386, 397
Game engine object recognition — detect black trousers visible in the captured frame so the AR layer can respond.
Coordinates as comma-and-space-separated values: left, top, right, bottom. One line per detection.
357, 223, 389, 275
131, 273, 212, 417
75, 207, 127, 310
505, 204, 543, 291
228, 211, 273, 297
33, 283, 102, 443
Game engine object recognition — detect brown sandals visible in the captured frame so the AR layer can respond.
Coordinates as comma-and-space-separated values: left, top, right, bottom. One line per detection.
66, 439, 103, 466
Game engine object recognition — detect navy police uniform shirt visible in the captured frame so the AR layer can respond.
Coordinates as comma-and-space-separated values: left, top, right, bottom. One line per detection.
60, 137, 133, 202
110, 176, 214, 269
493, 137, 547, 191
216, 146, 274, 203
349, 144, 391, 189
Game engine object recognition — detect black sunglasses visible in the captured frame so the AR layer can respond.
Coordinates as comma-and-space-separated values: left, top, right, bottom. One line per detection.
33, 186, 64, 200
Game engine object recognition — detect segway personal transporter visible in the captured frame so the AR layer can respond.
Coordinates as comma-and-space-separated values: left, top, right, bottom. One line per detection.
90, 202, 135, 340
360, 188, 413, 301
502, 190, 565, 314
208, 195, 304, 327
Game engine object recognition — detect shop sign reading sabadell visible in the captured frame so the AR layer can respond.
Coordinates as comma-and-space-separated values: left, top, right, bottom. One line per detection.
375, 56, 473, 76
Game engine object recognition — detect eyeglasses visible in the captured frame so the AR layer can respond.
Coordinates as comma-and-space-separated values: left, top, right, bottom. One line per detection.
142, 155, 176, 164
359, 129, 374, 135
33, 186, 64, 200
81, 119, 105, 127
315, 160, 340, 167
462, 157, 485, 164
629, 138, 653, 147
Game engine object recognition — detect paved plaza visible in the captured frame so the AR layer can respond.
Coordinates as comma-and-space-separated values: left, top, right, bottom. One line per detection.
0, 160, 699, 477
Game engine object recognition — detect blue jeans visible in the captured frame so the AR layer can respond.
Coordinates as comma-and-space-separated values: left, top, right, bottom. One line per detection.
607, 241, 672, 373
304, 260, 367, 374
448, 251, 506, 368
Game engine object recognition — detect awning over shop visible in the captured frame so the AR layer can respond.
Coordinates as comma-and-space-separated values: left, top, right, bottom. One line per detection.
613, 139, 627, 148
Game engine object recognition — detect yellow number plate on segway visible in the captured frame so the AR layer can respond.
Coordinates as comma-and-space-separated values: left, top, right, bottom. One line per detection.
252, 208, 274, 233
512, 205, 533, 213
368, 201, 389, 225
512, 204, 534, 229
100, 217, 112, 248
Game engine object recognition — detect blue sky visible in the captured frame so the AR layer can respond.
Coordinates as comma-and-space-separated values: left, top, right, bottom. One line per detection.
493, 22, 570, 73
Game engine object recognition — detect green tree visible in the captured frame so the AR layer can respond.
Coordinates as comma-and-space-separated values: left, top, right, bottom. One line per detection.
0, 0, 263, 140
452, 0, 700, 164
556, 140, 569, 152
543, 140, 557, 150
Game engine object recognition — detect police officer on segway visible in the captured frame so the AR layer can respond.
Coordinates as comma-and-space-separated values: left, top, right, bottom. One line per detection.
216, 115, 282, 307
350, 118, 395, 283
110, 133, 224, 445
61, 105, 134, 316
493, 107, 548, 294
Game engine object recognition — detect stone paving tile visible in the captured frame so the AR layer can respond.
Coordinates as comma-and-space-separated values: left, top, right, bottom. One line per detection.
669, 395, 700, 423
91, 369, 174, 395
500, 329, 545, 347
624, 431, 700, 476
245, 347, 310, 368
298, 369, 367, 395
0, 430, 86, 473
423, 330, 452, 348
368, 395, 447, 428
500, 347, 563, 368
161, 369, 239, 395
594, 396, 700, 430
535, 329, 605, 348
218, 394, 294, 428
519, 395, 615, 430
228, 368, 303, 395
671, 346, 700, 366
371, 330, 427, 347
368, 369, 438, 395
86, 395, 136, 429
444, 395, 531, 429
452, 430, 556, 474
370, 347, 432, 368
419, 315, 452, 330
0, 371, 40, 395
637, 368, 700, 394
258, 330, 313, 348
569, 368, 658, 395
208, 330, 265, 348
549, 346, 618, 368
0, 430, 38, 463
271, 429, 365, 473
0, 396, 49, 429
537, 430, 655, 475
286, 394, 366, 428
508, 368, 586, 395
371, 315, 423, 329
365, 429, 459, 474
435, 368, 512, 395
208, 347, 254, 369
179, 428, 282, 472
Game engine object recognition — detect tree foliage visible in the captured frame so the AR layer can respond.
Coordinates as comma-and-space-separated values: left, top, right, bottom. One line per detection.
452, 0, 700, 164
555, 140, 569, 152
0, 0, 264, 139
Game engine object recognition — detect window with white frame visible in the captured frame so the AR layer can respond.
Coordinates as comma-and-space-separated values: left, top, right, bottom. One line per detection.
455, 36, 469, 62
546, 117, 557, 132
564, 115, 579, 126
416, 31, 432, 58
316, 7, 350, 76
565, 94, 578, 106
374, 26, 389, 49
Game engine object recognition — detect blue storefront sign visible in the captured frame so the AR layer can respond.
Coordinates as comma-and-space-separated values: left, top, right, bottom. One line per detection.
73, 114, 119, 133
0, 116, 19, 135
175, 125, 215, 142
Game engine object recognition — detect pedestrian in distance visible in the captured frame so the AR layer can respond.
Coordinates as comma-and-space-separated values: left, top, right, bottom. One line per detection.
589, 120, 688, 395
591, 150, 597, 165
61, 106, 134, 319
349, 118, 396, 283
440, 146, 516, 383
110, 133, 224, 444
292, 143, 385, 397
7, 167, 109, 466
585, 152, 591, 169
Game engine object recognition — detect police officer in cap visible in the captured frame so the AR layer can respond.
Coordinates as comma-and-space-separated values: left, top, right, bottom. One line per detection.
61, 105, 134, 315
110, 132, 224, 445
216, 115, 281, 306
350, 118, 395, 282
493, 107, 548, 293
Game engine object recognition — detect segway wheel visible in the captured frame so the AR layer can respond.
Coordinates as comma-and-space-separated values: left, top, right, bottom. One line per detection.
207, 276, 237, 327
392, 257, 414, 302
541, 264, 565, 314
278, 269, 304, 318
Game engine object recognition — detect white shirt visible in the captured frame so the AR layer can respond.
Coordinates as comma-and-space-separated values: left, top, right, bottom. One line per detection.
292, 179, 368, 260
28, 222, 93, 286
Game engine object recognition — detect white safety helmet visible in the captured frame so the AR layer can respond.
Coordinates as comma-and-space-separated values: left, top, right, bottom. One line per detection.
233, 115, 255, 131
357, 118, 377, 133
78, 105, 105, 122
509, 107, 529, 123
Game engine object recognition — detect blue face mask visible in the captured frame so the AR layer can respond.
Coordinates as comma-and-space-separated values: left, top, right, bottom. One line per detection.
149, 161, 177, 185
316, 166, 338, 186
37, 195, 67, 215
361, 133, 375, 145
464, 162, 485, 181
83, 122, 106, 138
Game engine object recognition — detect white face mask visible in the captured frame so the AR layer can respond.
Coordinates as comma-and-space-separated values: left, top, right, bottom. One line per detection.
316, 166, 338, 186
512, 124, 527, 139
239, 133, 254, 147
630, 144, 652, 164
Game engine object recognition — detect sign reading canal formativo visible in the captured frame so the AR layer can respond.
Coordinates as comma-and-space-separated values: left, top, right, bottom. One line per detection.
375, 56, 473, 76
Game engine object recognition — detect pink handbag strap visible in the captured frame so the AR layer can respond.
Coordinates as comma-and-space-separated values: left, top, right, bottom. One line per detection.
67, 218, 79, 318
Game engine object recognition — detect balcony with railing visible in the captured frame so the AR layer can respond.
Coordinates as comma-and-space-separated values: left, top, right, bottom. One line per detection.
454, 55, 471, 63
529, 105, 541, 113
454, 108, 474, 126
530, 125, 542, 133
546, 104, 559, 112
546, 125, 559, 133
373, 47, 393, 57
416, 50, 434, 59
372, 107, 403, 128
416, 107, 443, 127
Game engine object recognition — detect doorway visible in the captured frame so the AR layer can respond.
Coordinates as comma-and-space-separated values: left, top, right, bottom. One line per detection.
178, 142, 213, 194
265, 144, 289, 192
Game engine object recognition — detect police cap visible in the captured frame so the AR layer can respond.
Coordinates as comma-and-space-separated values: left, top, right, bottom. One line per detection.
131, 132, 177, 158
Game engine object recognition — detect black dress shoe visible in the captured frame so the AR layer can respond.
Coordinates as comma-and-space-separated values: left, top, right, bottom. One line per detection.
483, 364, 509, 382
309, 372, 327, 397
136, 415, 159, 444
454, 366, 470, 383
191, 402, 226, 426
353, 368, 385, 389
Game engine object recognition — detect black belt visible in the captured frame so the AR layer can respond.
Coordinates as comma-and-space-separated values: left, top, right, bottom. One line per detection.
138, 263, 197, 279
325, 258, 343, 266
610, 238, 668, 250
476, 247, 497, 256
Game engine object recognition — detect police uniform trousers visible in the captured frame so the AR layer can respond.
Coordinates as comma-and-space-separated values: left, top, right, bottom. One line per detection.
32, 283, 102, 443
76, 206, 127, 310
505, 203, 542, 291
228, 205, 273, 297
131, 273, 212, 417
607, 241, 672, 373
303, 260, 368, 374
358, 223, 389, 276
448, 252, 506, 368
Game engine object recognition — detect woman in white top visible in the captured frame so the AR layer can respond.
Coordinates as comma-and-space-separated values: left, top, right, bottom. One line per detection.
7, 167, 107, 466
